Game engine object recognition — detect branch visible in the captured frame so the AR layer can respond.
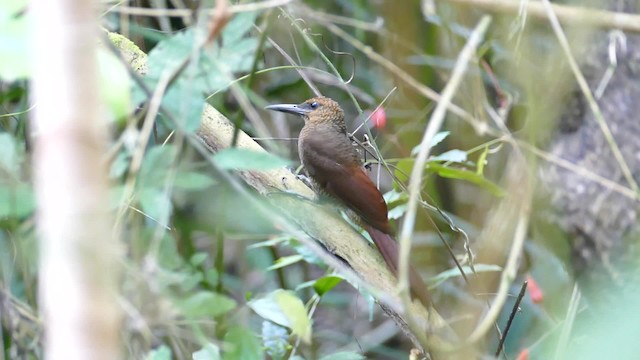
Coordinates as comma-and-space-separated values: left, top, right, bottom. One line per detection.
109, 32, 453, 352
443, 0, 640, 33
33, 1, 120, 359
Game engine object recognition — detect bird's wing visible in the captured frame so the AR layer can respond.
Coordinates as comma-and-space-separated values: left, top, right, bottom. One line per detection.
300, 135, 391, 233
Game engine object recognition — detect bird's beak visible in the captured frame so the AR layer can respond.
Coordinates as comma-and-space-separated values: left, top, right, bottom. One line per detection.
265, 103, 311, 117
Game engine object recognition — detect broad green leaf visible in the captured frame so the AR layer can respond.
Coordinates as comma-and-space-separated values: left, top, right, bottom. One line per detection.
0, 133, 20, 175
109, 151, 130, 179
222, 11, 258, 44
429, 264, 502, 288
190, 252, 208, 266
274, 290, 311, 343
410, 131, 450, 155
223, 326, 263, 360
138, 188, 172, 228
267, 254, 303, 271
192, 343, 220, 360
0, 184, 34, 218
319, 351, 366, 360
174, 171, 216, 190
429, 149, 467, 163
139, 145, 176, 188
176, 291, 236, 318
161, 77, 206, 132
247, 236, 289, 249
98, 48, 131, 122
428, 163, 505, 197
313, 275, 343, 297
383, 188, 406, 204
133, 29, 206, 133
146, 345, 171, 360
204, 269, 218, 287
213, 148, 290, 171
248, 294, 289, 327
394, 158, 414, 183
388, 203, 407, 220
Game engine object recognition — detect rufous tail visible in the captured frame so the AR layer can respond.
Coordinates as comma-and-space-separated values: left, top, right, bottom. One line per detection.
366, 225, 432, 307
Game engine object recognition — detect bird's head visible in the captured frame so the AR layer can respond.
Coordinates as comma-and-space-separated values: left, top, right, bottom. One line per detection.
265, 96, 345, 128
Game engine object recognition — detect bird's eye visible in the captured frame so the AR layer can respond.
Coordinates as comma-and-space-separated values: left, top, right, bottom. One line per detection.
310, 101, 318, 109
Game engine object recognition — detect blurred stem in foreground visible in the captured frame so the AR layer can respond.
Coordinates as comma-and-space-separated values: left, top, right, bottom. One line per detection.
31, 0, 121, 359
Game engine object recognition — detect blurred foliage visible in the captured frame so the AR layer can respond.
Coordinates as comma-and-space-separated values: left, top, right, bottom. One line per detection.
1, 0, 640, 359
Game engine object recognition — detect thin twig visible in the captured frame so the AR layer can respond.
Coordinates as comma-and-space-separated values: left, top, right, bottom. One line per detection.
397, 15, 491, 346
108, 0, 294, 17
495, 280, 528, 357
445, 0, 640, 33
467, 194, 530, 344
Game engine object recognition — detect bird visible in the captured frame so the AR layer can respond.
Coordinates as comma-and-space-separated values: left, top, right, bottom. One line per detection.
266, 96, 431, 307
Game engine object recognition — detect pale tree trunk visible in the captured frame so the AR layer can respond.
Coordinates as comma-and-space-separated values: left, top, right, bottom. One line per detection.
31, 0, 121, 359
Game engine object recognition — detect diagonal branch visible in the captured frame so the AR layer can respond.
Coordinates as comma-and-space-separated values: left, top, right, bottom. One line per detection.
109, 31, 454, 353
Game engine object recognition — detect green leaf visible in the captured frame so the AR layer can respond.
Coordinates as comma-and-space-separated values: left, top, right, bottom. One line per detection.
428, 163, 505, 197
161, 77, 206, 132
0, 0, 29, 80
192, 343, 221, 360
430, 149, 467, 163
0, 184, 34, 218
139, 145, 176, 188
319, 351, 365, 360
190, 252, 208, 266
138, 188, 172, 228
383, 188, 406, 204
267, 254, 303, 271
274, 290, 311, 344
146, 345, 172, 360
313, 275, 343, 297
133, 29, 206, 133
410, 131, 450, 155
98, 48, 131, 122
109, 151, 130, 179
174, 171, 216, 190
247, 236, 289, 249
222, 11, 258, 44
223, 326, 263, 360
176, 291, 236, 318
248, 294, 289, 327
249, 290, 311, 343
388, 203, 407, 220
0, 132, 21, 176
429, 264, 502, 288
213, 148, 290, 171
476, 145, 489, 175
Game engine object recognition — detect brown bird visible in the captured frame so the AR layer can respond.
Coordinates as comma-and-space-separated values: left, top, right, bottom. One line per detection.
266, 96, 431, 307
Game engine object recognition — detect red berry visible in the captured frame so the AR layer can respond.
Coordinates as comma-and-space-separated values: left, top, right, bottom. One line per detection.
527, 275, 544, 304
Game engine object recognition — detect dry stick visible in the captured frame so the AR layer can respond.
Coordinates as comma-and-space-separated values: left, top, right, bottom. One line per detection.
553, 284, 581, 359
324, 21, 481, 130
445, 0, 640, 33
467, 199, 530, 345
540, 0, 639, 195
110, 0, 295, 17
495, 281, 528, 357
32, 0, 119, 358
397, 14, 492, 346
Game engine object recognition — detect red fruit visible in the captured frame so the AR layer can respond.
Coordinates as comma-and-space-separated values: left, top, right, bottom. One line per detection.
527, 275, 544, 304
516, 348, 529, 360
370, 107, 387, 129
